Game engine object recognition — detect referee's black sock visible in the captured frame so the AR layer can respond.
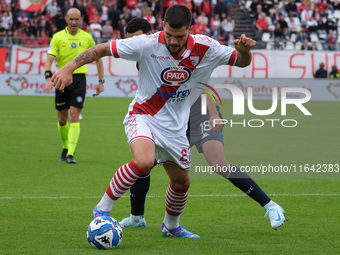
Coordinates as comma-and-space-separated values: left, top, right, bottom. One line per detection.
130, 173, 151, 216
227, 165, 271, 207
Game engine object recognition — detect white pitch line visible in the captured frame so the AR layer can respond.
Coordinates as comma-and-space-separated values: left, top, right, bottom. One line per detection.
0, 193, 339, 200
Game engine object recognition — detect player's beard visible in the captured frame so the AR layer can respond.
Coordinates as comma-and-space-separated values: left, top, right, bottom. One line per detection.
166, 43, 185, 56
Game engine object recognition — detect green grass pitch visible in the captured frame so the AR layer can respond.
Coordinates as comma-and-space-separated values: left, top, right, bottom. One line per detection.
0, 95, 339, 254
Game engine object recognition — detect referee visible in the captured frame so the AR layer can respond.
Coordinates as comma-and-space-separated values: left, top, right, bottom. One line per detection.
44, 8, 104, 164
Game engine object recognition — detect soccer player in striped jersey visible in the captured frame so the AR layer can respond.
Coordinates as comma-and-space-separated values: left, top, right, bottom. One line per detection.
51, 5, 257, 237
119, 18, 286, 231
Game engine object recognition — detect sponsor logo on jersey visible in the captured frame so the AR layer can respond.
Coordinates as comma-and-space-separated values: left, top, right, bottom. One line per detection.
156, 87, 190, 103
151, 54, 170, 60
71, 43, 77, 48
161, 67, 191, 85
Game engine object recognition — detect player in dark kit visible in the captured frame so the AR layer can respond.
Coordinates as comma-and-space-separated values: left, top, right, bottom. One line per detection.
119, 18, 286, 231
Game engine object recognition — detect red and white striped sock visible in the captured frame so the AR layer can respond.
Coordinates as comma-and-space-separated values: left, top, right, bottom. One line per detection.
97, 160, 148, 212
164, 183, 189, 229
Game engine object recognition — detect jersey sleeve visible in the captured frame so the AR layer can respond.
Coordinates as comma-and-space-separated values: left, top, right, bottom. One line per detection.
110, 35, 144, 62
208, 39, 237, 67
87, 32, 96, 48
47, 34, 58, 57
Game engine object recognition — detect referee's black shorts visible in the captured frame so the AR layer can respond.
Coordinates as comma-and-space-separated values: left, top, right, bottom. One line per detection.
55, 74, 86, 110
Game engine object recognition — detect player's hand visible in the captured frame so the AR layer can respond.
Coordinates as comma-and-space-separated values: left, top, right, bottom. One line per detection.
234, 34, 256, 53
95, 81, 104, 95
51, 66, 74, 92
44, 79, 54, 94
209, 114, 223, 132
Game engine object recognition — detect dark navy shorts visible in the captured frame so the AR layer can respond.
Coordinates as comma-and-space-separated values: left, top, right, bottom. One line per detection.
187, 98, 224, 153
55, 74, 86, 110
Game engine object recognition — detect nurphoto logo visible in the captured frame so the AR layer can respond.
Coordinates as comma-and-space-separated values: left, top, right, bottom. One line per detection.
199, 83, 312, 128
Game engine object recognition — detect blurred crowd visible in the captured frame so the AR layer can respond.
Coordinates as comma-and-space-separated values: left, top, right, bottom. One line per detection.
248, 0, 340, 50
0, 0, 236, 48
0, 0, 339, 50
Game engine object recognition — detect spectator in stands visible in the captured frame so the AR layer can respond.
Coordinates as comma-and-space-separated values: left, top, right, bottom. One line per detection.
53, 7, 67, 31
324, 15, 337, 33
301, 38, 312, 50
1, 11, 12, 30
46, 0, 58, 17
261, 0, 273, 17
313, 7, 322, 23
109, 2, 122, 30
0, 20, 7, 47
278, 0, 288, 17
211, 13, 221, 41
248, 0, 260, 21
329, 65, 340, 79
315, 63, 327, 78
17, 12, 29, 29
314, 0, 330, 18
333, 0, 340, 11
272, 5, 283, 24
37, 29, 50, 46
312, 40, 320, 50
282, 26, 291, 42
301, 4, 313, 26
306, 16, 318, 33
227, 30, 234, 45
273, 36, 284, 49
297, 24, 310, 42
37, 16, 52, 37
101, 1, 110, 26
118, 18, 127, 39
199, 0, 212, 21
285, 0, 298, 17
6, 22, 13, 37
255, 12, 270, 40
278, 14, 289, 31
90, 17, 102, 41
144, 8, 156, 29
221, 13, 235, 41
274, 22, 283, 41
102, 20, 113, 41
24, 34, 39, 48
214, 0, 228, 20
192, 18, 208, 35
297, 0, 308, 15
287, 15, 299, 34
61, 0, 71, 16
76, 0, 89, 29
197, 11, 210, 33
324, 29, 337, 51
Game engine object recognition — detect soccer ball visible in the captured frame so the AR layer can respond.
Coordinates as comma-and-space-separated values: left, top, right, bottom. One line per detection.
87, 216, 123, 249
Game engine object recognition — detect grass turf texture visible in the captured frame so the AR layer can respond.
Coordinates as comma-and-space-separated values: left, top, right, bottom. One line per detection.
0, 96, 339, 255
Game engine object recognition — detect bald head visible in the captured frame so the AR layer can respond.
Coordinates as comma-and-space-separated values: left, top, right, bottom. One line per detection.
66, 8, 82, 35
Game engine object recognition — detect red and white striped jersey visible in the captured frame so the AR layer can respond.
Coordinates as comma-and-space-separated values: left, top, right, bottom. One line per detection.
110, 31, 237, 136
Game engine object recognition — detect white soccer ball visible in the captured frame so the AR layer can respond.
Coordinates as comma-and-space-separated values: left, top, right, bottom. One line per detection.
86, 216, 123, 249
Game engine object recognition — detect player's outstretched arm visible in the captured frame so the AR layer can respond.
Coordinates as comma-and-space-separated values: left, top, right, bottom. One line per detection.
52, 42, 111, 91
234, 34, 256, 67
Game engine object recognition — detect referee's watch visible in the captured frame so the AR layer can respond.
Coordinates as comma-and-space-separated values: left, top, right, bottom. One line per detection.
98, 79, 105, 84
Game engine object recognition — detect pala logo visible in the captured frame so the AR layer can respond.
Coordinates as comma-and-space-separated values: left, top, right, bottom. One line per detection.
326, 82, 340, 99
5, 76, 27, 95
161, 67, 191, 85
115, 79, 138, 96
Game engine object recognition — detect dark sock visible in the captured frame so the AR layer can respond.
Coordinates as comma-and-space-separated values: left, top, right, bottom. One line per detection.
130, 173, 151, 216
227, 165, 271, 207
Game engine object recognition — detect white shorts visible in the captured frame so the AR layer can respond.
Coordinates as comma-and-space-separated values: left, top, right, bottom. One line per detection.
123, 114, 191, 170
